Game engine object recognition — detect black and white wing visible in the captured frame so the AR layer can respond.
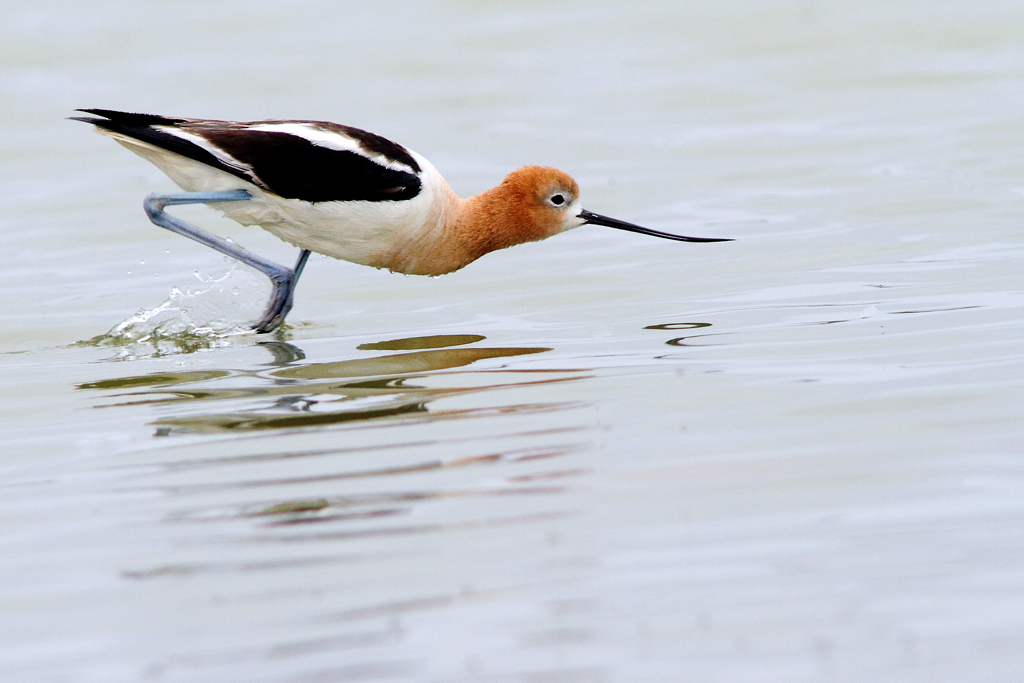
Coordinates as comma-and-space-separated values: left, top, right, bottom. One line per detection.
72, 109, 423, 203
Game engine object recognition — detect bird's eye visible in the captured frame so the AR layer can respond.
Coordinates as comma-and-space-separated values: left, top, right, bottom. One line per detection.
550, 194, 566, 206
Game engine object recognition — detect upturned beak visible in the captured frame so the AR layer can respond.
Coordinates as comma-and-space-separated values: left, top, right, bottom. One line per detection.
579, 209, 733, 243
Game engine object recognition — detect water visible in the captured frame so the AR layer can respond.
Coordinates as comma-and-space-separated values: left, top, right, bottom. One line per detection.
3, 1, 1024, 680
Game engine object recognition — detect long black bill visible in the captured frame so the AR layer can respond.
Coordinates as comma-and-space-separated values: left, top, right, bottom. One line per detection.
579, 209, 733, 243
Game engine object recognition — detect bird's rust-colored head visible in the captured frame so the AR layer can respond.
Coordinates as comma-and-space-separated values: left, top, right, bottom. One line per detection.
451, 166, 584, 264
495, 165, 584, 240
456, 164, 732, 260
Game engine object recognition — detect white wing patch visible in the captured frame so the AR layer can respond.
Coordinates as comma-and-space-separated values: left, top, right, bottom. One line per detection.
156, 127, 255, 176
246, 122, 417, 174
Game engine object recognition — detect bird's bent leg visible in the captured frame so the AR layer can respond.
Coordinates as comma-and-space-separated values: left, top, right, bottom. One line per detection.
143, 191, 309, 333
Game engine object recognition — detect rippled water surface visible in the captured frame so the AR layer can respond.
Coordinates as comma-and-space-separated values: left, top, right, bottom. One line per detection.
3, 1, 1024, 681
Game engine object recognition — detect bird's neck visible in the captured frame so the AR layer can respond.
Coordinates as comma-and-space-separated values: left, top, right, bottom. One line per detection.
448, 182, 552, 263
386, 181, 542, 276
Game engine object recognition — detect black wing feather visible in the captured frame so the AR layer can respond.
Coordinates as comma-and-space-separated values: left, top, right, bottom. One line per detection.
201, 129, 421, 203
75, 109, 186, 127
73, 109, 423, 203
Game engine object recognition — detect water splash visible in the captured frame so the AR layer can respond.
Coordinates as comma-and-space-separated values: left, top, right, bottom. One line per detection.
78, 267, 270, 357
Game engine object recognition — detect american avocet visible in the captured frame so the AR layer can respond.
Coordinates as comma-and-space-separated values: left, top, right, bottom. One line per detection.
74, 109, 731, 333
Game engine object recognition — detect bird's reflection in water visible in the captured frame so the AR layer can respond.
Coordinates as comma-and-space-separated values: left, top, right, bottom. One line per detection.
78, 334, 586, 434
79, 333, 594, 595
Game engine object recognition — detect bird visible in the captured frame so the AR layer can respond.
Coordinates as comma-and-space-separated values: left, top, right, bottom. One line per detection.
73, 109, 732, 333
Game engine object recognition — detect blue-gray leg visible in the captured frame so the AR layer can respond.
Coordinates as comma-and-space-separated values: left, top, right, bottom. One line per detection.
143, 190, 311, 333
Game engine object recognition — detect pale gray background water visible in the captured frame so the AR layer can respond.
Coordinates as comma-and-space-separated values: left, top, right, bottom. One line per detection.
2, 1, 1024, 681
